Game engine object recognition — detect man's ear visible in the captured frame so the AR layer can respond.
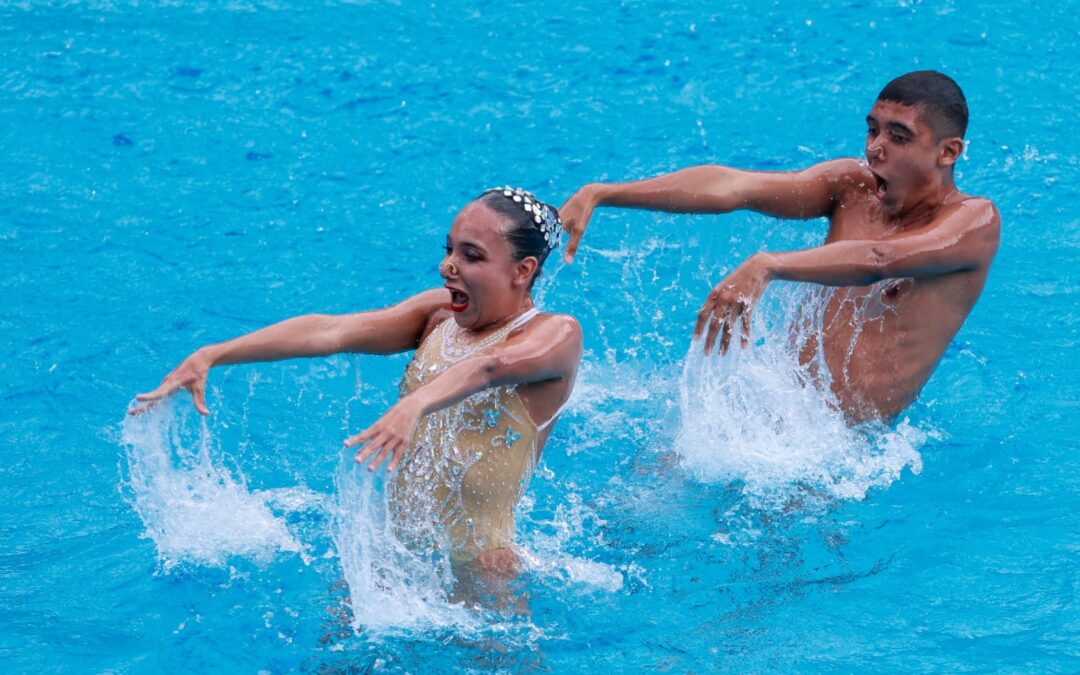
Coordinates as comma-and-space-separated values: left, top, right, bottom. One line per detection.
513, 257, 539, 288
939, 137, 964, 167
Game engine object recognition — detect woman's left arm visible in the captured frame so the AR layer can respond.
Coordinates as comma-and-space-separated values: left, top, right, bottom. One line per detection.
345, 315, 583, 471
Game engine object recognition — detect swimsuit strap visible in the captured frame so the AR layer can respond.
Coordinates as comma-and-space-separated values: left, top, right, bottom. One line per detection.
438, 307, 541, 362
536, 397, 569, 432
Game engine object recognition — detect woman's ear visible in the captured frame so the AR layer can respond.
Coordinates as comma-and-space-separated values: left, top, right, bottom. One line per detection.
513, 257, 539, 288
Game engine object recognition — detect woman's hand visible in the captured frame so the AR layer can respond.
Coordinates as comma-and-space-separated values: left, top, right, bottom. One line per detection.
133, 348, 215, 415
345, 396, 424, 472
694, 253, 775, 355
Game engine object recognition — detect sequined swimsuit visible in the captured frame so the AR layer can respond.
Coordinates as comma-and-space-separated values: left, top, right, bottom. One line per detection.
389, 310, 543, 563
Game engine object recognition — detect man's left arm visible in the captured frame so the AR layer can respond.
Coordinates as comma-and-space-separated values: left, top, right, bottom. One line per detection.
696, 199, 1000, 353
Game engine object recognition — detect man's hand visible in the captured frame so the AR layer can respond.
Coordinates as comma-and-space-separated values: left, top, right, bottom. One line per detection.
345, 396, 424, 472
694, 253, 774, 355
133, 348, 214, 415
559, 184, 601, 264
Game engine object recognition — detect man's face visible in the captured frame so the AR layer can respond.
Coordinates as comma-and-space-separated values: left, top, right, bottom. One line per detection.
864, 99, 945, 216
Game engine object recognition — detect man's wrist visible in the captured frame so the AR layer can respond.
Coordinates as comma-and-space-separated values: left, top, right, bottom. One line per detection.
754, 252, 780, 282
197, 344, 222, 368
583, 182, 610, 208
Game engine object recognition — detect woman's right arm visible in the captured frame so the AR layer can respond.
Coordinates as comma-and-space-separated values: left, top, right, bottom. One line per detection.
134, 288, 449, 414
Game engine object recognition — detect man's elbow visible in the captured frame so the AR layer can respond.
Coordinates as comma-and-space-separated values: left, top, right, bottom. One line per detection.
868, 245, 894, 281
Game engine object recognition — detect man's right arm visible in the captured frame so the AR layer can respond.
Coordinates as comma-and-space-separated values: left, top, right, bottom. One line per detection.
134, 289, 449, 414
560, 159, 862, 262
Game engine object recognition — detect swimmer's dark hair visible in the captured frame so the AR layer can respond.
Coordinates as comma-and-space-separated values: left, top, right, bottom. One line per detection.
478, 191, 559, 289
877, 71, 968, 140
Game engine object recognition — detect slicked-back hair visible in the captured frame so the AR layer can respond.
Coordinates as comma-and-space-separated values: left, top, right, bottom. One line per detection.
477, 191, 558, 288
877, 71, 968, 141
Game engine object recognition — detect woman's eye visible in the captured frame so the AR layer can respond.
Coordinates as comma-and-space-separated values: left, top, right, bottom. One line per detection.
443, 245, 453, 255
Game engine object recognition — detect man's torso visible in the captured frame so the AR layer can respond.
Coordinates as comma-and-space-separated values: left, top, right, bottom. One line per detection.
798, 168, 993, 421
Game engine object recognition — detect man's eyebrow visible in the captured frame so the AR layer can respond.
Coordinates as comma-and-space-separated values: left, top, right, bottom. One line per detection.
885, 120, 916, 136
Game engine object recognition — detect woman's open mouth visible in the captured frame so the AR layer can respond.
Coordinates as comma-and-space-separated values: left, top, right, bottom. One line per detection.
448, 288, 470, 312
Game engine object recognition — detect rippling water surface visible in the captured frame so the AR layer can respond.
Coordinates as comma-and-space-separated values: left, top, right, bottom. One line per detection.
3, 1, 1079, 671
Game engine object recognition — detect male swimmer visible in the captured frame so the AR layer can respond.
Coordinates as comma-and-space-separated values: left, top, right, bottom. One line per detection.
560, 70, 999, 423
135, 188, 582, 579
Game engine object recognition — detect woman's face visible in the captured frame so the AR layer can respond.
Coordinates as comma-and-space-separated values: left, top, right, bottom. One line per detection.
441, 201, 533, 330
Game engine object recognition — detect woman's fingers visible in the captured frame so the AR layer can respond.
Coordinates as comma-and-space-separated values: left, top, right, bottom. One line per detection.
349, 428, 406, 473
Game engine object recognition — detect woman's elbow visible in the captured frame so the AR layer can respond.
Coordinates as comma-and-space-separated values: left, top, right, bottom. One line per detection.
478, 351, 513, 387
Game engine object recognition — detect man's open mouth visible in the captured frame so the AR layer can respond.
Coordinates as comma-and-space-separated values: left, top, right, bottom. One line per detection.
871, 170, 888, 199
448, 288, 470, 312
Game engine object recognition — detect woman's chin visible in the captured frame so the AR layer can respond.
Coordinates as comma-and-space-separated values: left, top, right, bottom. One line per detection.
451, 308, 477, 328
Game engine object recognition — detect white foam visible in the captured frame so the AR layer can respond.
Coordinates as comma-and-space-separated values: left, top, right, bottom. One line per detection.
119, 402, 303, 571
517, 493, 628, 594
673, 296, 924, 510
331, 455, 478, 634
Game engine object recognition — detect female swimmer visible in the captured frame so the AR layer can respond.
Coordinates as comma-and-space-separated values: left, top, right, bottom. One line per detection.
135, 187, 582, 578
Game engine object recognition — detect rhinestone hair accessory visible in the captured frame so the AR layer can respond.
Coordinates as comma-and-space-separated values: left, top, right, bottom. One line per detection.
487, 186, 562, 251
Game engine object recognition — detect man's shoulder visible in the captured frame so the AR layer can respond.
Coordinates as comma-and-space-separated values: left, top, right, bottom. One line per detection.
948, 195, 1001, 231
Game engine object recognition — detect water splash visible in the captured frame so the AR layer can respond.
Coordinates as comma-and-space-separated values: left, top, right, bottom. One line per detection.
673, 289, 925, 511
331, 454, 479, 634
119, 401, 305, 571
517, 492, 632, 594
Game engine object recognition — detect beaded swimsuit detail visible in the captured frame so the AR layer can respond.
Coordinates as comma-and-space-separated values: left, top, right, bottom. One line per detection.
389, 310, 542, 563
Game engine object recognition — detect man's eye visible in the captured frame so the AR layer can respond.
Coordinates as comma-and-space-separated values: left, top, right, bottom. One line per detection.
890, 133, 908, 143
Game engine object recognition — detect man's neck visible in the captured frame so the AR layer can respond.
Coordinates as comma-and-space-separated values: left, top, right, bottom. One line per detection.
891, 179, 958, 230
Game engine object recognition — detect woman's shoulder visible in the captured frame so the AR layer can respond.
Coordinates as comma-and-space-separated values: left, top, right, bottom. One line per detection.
528, 312, 583, 342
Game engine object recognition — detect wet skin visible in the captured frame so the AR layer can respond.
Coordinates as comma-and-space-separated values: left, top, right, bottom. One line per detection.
560, 99, 1000, 423
135, 199, 583, 575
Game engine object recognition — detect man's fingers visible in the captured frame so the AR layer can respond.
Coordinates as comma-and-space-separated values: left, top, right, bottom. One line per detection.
127, 399, 160, 416
740, 307, 753, 348
135, 383, 172, 401
703, 313, 722, 354
193, 385, 210, 416
719, 315, 733, 355
563, 229, 582, 264
694, 305, 710, 340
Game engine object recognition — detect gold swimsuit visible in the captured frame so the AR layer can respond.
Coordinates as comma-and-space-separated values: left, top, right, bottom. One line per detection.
389, 310, 543, 563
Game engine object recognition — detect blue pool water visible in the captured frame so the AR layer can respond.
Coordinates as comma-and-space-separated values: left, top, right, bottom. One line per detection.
3, 1, 1079, 671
